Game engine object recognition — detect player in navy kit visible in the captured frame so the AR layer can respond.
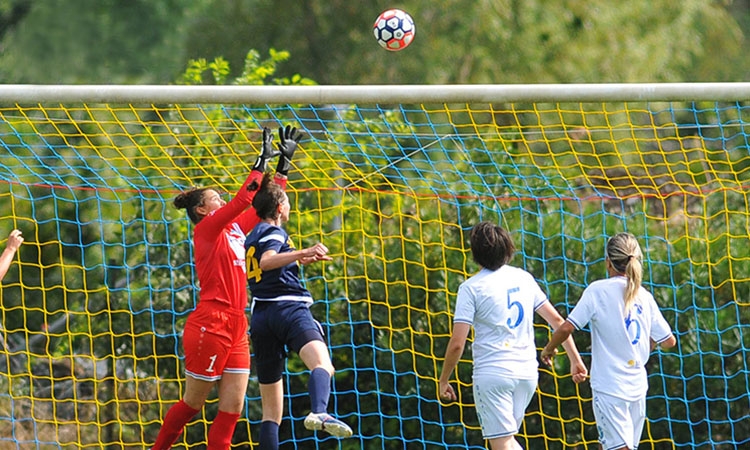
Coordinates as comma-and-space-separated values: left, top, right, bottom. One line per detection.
245, 172, 352, 450
151, 126, 300, 450
541, 232, 676, 450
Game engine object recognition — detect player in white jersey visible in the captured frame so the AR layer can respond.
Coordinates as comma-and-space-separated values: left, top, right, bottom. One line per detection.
438, 221, 587, 450
541, 232, 676, 450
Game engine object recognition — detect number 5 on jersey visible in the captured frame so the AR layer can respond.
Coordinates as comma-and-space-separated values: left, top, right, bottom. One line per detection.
506, 287, 524, 329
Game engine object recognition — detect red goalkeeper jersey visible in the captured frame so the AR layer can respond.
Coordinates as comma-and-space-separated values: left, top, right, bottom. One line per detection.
192, 171, 286, 310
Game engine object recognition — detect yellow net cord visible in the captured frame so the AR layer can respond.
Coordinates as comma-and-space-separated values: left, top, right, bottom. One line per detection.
0, 100, 747, 448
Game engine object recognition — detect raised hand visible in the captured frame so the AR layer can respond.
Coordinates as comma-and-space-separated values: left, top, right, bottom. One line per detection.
275, 125, 304, 176
252, 127, 280, 173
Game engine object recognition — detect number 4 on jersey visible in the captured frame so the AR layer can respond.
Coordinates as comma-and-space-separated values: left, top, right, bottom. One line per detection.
246, 246, 262, 282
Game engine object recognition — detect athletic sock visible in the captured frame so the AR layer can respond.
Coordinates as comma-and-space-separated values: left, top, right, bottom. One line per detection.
207, 410, 240, 450
308, 367, 331, 414
258, 420, 280, 450
151, 400, 200, 450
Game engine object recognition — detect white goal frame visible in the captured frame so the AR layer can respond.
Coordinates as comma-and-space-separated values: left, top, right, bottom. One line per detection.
0, 83, 749, 104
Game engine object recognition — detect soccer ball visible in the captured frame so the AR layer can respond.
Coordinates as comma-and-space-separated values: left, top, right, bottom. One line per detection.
373, 9, 415, 51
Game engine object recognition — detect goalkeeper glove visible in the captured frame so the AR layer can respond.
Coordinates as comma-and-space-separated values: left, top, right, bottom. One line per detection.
275, 125, 304, 176
252, 127, 279, 173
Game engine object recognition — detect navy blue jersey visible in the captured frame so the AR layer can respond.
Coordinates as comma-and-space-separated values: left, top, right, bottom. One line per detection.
245, 222, 312, 303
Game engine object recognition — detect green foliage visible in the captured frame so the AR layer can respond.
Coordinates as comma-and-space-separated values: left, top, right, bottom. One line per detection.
178, 57, 232, 85
0, 2, 747, 438
175, 49, 317, 87
0, 1, 747, 84
0, 0, 189, 83
177, 0, 749, 84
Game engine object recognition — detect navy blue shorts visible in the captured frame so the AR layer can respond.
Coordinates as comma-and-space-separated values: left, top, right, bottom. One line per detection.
250, 300, 325, 384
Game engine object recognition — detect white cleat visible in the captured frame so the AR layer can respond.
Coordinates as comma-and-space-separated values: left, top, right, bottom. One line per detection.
304, 412, 353, 438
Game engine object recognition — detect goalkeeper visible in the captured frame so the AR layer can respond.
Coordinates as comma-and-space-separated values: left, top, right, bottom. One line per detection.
151, 125, 299, 450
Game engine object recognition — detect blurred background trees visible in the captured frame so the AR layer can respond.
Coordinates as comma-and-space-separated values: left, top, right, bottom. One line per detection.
0, 0, 747, 85
0, 0, 748, 447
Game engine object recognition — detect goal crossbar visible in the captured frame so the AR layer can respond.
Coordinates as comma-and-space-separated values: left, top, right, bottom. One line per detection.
1, 83, 749, 104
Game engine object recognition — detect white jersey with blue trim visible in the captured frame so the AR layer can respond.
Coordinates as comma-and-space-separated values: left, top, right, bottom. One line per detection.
567, 275, 673, 401
453, 265, 549, 380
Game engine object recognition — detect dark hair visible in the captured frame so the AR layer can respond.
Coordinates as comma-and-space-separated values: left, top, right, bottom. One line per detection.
252, 172, 287, 220
174, 187, 209, 224
469, 221, 515, 270
606, 232, 643, 313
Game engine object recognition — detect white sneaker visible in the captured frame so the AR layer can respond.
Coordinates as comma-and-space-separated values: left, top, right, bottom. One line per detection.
303, 412, 353, 438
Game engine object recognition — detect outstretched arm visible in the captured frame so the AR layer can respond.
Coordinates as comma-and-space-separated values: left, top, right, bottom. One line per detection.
437, 322, 471, 402
236, 126, 294, 232
0, 229, 23, 281
541, 321, 574, 363
258, 242, 332, 271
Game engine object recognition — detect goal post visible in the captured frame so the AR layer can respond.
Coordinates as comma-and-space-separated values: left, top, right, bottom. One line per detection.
0, 82, 749, 103
0, 83, 747, 449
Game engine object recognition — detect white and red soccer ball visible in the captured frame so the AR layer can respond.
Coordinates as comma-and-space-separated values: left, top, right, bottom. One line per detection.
373, 9, 415, 51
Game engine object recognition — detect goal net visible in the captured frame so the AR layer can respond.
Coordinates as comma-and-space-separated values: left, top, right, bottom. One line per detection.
0, 84, 748, 449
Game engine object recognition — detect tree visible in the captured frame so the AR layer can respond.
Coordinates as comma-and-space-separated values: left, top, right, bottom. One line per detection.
0, 0, 189, 83
180, 0, 748, 84
0, 1, 747, 84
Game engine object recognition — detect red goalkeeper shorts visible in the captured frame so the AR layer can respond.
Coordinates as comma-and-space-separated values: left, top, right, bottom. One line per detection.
182, 301, 250, 382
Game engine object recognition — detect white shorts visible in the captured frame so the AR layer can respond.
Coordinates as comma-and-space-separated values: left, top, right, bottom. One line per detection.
592, 390, 646, 450
472, 374, 537, 439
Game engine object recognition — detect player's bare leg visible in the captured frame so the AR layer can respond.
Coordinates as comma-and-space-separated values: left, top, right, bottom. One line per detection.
488, 436, 523, 450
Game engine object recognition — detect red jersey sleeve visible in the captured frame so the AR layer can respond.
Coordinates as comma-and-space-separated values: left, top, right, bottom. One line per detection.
191, 169, 265, 309
235, 172, 288, 233
197, 170, 263, 237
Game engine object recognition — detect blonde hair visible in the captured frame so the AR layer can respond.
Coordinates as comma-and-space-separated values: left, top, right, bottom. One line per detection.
606, 232, 643, 313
